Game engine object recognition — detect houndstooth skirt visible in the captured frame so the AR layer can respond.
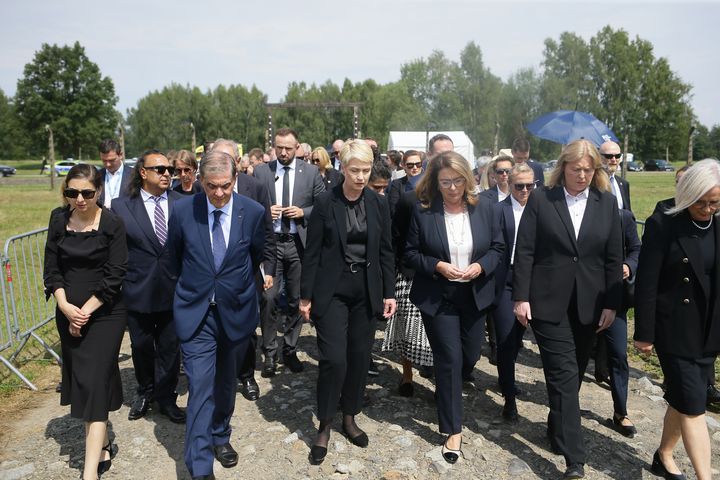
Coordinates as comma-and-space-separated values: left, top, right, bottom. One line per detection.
382, 271, 434, 366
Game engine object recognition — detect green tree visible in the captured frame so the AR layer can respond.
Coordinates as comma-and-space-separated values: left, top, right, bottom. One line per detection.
0, 88, 29, 159
14, 42, 117, 158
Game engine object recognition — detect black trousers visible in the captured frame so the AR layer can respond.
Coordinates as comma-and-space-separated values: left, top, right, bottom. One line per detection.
493, 282, 526, 398
314, 267, 375, 421
261, 235, 303, 360
532, 293, 595, 466
593, 310, 630, 416
422, 283, 484, 434
126, 309, 180, 406
236, 331, 257, 381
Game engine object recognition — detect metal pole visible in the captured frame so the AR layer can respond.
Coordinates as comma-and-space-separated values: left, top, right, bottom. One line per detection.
621, 131, 630, 179
45, 125, 55, 191
190, 122, 196, 153
687, 125, 695, 165
353, 106, 359, 139
118, 122, 125, 157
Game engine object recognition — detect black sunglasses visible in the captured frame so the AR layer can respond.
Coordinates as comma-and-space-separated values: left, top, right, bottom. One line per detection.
495, 168, 512, 175
601, 153, 622, 159
144, 165, 176, 175
405, 162, 422, 169
64, 188, 97, 199
513, 183, 535, 191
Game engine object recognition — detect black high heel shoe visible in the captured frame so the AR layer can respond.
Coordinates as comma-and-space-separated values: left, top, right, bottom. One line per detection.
441, 436, 462, 464
97, 440, 117, 476
612, 414, 637, 438
651, 450, 686, 480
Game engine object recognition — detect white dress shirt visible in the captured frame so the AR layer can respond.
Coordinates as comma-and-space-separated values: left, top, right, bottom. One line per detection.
274, 159, 298, 234
609, 175, 624, 210
497, 185, 510, 202
206, 196, 233, 250
444, 210, 473, 283
140, 189, 169, 234
103, 162, 125, 208
564, 187, 589, 239
510, 195, 525, 264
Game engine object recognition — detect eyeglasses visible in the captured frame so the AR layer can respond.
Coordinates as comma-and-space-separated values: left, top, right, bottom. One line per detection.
310, 158, 320, 164
405, 162, 422, 169
693, 199, 720, 210
178, 167, 194, 174
513, 183, 535, 191
495, 168, 511, 175
64, 189, 96, 199
601, 153, 623, 160
438, 177, 466, 189
144, 165, 176, 175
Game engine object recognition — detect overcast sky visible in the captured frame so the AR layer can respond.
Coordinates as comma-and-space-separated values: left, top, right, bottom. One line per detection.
2, 0, 718, 128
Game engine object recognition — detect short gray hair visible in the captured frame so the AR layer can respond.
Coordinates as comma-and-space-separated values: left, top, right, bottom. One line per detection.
510, 163, 534, 183
211, 138, 240, 161
667, 158, 720, 216
200, 150, 237, 179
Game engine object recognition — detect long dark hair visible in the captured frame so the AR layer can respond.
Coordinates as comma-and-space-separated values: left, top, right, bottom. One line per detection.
61, 163, 103, 206
128, 149, 165, 197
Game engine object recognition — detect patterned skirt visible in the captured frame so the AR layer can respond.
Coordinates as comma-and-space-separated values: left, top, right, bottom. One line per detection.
382, 271, 434, 366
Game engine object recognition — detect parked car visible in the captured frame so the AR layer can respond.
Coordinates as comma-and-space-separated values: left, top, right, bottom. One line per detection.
644, 159, 675, 172
627, 160, 644, 172
543, 160, 558, 172
43, 160, 79, 176
0, 165, 17, 177
124, 157, 138, 168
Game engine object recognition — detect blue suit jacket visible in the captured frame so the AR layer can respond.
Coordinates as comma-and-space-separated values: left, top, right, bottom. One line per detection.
404, 195, 504, 316
167, 192, 266, 343
113, 191, 182, 313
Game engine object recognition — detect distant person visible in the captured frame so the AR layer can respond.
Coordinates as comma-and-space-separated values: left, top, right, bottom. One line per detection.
170, 149, 202, 195
310, 147, 342, 190
368, 161, 391, 195
98, 139, 133, 208
44, 163, 128, 480
387, 150, 424, 216
634, 159, 720, 480
387, 150, 405, 180
599, 141, 631, 210
331, 139, 345, 170
511, 137, 545, 187
480, 155, 514, 203
248, 148, 265, 169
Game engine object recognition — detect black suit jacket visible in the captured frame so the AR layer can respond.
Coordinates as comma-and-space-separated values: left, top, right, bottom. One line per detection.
235, 173, 277, 277
405, 196, 504, 317
387, 175, 422, 217
300, 184, 395, 319
480, 186, 508, 204
112, 191, 181, 313
322, 168, 342, 191
98, 165, 134, 207
527, 160, 545, 186
512, 186, 623, 325
634, 210, 720, 356
653, 197, 675, 215
492, 196, 518, 302
611, 174, 632, 211
391, 190, 417, 275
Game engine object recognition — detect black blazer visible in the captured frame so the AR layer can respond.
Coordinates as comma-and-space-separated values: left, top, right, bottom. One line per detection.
611, 175, 632, 211
98, 165, 134, 207
322, 168, 342, 191
620, 209, 641, 277
235, 173, 277, 277
112, 191, 182, 313
387, 175, 415, 217
634, 210, 720, 356
391, 190, 417, 276
480, 186, 507, 203
300, 184, 395, 319
512, 186, 623, 325
492, 196, 518, 302
404, 196, 504, 317
528, 160, 545, 186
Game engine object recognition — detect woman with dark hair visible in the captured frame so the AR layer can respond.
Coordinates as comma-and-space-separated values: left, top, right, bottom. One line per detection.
310, 147, 342, 190
635, 159, 720, 480
386, 150, 425, 216
44, 164, 128, 480
513, 139, 623, 479
405, 151, 503, 463
300, 139, 396, 464
169, 149, 201, 195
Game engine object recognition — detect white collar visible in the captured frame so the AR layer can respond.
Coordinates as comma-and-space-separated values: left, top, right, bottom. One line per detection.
140, 189, 168, 201
563, 187, 589, 200
510, 195, 524, 210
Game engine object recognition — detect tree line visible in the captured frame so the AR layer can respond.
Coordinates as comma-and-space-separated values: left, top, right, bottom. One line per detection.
2, 28, 719, 163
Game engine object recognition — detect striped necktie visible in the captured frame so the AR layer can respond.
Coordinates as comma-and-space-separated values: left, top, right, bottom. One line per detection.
152, 196, 167, 246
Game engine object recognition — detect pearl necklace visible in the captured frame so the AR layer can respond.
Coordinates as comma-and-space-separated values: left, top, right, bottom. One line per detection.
444, 203, 468, 246
691, 215, 713, 231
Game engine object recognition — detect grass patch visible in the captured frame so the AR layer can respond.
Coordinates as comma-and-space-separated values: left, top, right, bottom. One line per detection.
0, 184, 63, 247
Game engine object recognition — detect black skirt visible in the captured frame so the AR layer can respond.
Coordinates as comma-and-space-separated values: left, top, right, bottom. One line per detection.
657, 351, 714, 415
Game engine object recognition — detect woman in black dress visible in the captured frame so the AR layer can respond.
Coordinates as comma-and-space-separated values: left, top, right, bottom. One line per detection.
635, 159, 720, 480
310, 146, 342, 190
44, 164, 127, 480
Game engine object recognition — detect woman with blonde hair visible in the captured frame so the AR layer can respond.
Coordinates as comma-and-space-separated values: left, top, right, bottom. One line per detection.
310, 147, 342, 190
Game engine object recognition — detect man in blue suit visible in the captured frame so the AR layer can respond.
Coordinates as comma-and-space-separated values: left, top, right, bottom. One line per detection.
167, 150, 266, 480
113, 150, 185, 423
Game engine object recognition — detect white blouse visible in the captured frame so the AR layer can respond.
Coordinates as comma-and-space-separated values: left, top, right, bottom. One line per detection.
444, 210, 473, 282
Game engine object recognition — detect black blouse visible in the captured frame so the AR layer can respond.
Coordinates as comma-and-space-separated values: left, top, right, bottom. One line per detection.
342, 192, 367, 264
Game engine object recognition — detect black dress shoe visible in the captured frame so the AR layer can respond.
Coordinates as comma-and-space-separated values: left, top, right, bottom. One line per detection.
612, 414, 637, 438
367, 359, 379, 377
563, 463, 585, 479
707, 384, 720, 405
261, 358, 276, 378
309, 445, 327, 464
158, 403, 186, 423
128, 396, 151, 420
213, 443, 238, 468
191, 475, 215, 480
502, 398, 519, 423
342, 425, 369, 448
398, 381, 414, 397
238, 377, 260, 401
283, 353, 304, 373
651, 450, 686, 479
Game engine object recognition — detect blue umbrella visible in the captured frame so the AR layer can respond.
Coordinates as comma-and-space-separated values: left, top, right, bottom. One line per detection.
526, 110, 618, 146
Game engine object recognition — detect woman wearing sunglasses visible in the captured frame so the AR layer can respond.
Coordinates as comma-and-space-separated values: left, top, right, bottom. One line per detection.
310, 147, 342, 190
44, 163, 128, 480
169, 149, 202, 195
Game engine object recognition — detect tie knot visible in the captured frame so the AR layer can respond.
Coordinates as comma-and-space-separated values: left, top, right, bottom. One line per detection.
152, 195, 162, 203
213, 209, 223, 221
283, 166, 290, 172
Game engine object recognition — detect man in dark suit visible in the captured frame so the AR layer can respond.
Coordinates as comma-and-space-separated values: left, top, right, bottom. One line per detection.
511, 137, 545, 187
252, 128, 325, 376
211, 139, 276, 402
98, 139, 133, 208
113, 150, 185, 423
599, 141, 631, 211
167, 151, 266, 480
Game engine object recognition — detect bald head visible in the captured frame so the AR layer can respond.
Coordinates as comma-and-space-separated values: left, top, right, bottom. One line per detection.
599, 140, 622, 173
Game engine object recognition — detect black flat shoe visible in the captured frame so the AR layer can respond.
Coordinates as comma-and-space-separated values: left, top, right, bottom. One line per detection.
651, 450, 686, 479
398, 381, 414, 397
441, 436, 462, 464
158, 403, 186, 423
309, 445, 327, 464
342, 425, 369, 448
97, 440, 117, 476
612, 414, 637, 438
213, 443, 238, 468
563, 463, 585, 479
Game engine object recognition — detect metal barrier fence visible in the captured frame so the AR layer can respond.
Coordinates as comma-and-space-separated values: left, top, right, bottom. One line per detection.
0, 227, 60, 390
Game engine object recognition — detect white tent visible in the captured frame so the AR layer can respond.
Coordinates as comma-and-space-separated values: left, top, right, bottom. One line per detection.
387, 131, 475, 167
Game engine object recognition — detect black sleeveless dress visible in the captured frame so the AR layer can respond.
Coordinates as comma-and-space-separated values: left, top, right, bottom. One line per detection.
44, 206, 128, 421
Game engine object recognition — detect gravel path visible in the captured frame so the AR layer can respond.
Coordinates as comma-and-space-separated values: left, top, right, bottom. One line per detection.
1, 324, 719, 480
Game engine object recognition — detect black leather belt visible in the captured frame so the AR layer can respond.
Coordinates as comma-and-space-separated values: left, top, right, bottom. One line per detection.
274, 233, 296, 242
346, 262, 367, 273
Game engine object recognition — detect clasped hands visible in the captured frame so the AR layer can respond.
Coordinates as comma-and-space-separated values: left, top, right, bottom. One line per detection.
435, 261, 482, 281
58, 301, 90, 337
271, 204, 303, 220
